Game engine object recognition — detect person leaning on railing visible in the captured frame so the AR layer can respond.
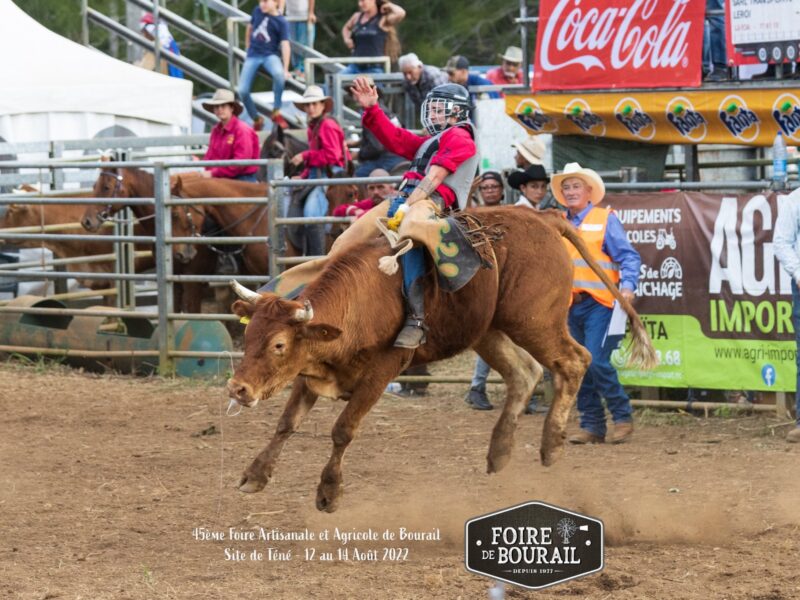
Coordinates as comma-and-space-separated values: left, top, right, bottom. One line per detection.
278, 0, 316, 78
398, 52, 449, 114
341, 0, 406, 75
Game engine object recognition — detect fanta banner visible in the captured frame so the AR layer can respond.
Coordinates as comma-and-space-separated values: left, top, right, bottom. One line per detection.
533, 0, 705, 91
507, 88, 800, 146
601, 192, 795, 392
725, 0, 800, 67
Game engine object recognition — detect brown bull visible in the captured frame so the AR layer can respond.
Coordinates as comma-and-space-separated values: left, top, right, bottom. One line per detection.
227, 207, 655, 512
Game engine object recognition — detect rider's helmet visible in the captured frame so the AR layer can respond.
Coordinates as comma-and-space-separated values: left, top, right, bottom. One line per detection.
420, 83, 471, 136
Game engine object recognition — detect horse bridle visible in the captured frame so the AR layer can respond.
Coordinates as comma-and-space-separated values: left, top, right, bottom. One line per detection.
97, 170, 124, 224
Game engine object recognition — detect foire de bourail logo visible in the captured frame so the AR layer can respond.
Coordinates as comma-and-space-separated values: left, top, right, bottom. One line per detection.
514, 99, 559, 133
538, 0, 694, 73
772, 93, 800, 142
565, 99, 606, 136
718, 95, 760, 143
666, 96, 707, 142
614, 97, 656, 140
465, 501, 604, 590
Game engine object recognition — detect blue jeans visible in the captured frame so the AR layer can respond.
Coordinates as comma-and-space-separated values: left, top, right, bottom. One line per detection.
703, 0, 726, 71
235, 173, 258, 182
355, 154, 406, 178
239, 53, 285, 119
289, 21, 315, 72
303, 166, 343, 220
341, 63, 385, 75
568, 296, 632, 436
471, 356, 492, 391
387, 195, 425, 292
793, 280, 800, 425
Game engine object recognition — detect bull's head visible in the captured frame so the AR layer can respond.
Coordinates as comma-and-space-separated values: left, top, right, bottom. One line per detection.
226, 280, 341, 408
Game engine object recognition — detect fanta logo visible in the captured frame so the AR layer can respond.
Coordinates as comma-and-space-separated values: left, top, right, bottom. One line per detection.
719, 108, 759, 137
667, 109, 706, 136
567, 110, 604, 133
616, 110, 655, 135
773, 104, 800, 137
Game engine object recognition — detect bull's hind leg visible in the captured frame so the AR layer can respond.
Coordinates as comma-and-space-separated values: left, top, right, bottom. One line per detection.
239, 377, 319, 493
474, 331, 543, 474
509, 326, 591, 467
316, 354, 407, 512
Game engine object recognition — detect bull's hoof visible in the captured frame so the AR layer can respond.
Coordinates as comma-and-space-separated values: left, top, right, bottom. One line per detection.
238, 473, 267, 493
486, 447, 513, 474
539, 442, 565, 467
315, 483, 343, 513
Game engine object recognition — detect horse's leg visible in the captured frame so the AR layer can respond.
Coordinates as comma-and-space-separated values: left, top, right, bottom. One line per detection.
508, 325, 591, 467
474, 331, 543, 474
238, 377, 319, 493
315, 352, 406, 512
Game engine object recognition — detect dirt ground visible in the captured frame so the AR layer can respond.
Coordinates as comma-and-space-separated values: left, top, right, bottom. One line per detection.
1, 356, 799, 600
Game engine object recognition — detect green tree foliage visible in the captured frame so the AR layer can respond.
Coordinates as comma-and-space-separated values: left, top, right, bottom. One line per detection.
18, 0, 536, 87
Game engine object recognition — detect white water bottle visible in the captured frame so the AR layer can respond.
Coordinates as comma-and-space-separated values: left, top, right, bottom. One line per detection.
773, 131, 788, 188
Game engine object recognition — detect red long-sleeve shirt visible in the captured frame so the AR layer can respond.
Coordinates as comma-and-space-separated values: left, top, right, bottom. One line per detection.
361, 104, 476, 208
203, 115, 260, 179
300, 117, 351, 179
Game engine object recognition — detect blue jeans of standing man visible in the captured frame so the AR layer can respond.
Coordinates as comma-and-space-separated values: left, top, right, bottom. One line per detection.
703, 0, 726, 71
471, 356, 492, 391
792, 280, 800, 425
568, 296, 632, 437
289, 21, 315, 72
239, 53, 285, 120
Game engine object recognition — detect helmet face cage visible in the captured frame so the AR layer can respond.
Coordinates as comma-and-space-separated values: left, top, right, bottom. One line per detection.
421, 96, 469, 136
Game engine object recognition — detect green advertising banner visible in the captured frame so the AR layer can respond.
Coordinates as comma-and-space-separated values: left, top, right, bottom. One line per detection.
600, 192, 796, 392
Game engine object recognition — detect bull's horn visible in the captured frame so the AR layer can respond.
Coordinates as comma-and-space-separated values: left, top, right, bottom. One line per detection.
293, 300, 314, 322
230, 280, 261, 303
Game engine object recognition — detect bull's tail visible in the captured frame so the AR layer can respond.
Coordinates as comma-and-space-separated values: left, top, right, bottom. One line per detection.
542, 211, 657, 370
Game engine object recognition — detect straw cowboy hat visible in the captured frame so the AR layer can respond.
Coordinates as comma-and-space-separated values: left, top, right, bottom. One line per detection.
293, 85, 333, 114
499, 46, 523, 63
512, 135, 546, 165
202, 89, 243, 116
550, 162, 605, 206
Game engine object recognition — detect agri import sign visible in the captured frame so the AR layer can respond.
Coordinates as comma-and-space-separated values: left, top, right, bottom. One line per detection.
533, 0, 705, 91
602, 192, 796, 392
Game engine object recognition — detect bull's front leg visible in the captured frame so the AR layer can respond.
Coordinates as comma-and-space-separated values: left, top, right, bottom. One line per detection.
239, 377, 318, 493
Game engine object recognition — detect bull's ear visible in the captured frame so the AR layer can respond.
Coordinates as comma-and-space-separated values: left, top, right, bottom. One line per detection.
231, 300, 255, 323
171, 176, 183, 196
299, 323, 341, 342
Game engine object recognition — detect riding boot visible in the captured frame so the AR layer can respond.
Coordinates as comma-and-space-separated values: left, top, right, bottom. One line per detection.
393, 277, 427, 349
305, 224, 327, 257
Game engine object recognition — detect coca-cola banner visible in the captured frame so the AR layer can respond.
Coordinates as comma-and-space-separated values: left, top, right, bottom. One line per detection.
507, 88, 800, 146
599, 192, 795, 391
533, 0, 705, 91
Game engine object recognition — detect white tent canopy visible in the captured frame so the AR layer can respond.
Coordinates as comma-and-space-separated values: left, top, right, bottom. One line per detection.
0, 0, 192, 132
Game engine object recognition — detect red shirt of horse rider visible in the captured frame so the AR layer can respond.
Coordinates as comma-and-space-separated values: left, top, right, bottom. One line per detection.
202, 89, 260, 182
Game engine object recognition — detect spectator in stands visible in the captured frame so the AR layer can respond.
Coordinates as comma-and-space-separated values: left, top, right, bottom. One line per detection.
553, 163, 640, 444
398, 52, 449, 113
477, 171, 505, 206
703, 0, 727, 82
279, 0, 316, 78
773, 189, 800, 442
139, 13, 184, 78
508, 164, 561, 210
444, 55, 500, 101
341, 0, 406, 75
332, 168, 392, 218
289, 86, 351, 256
201, 89, 260, 182
486, 46, 523, 91
512, 135, 546, 169
348, 86, 405, 176
239, 0, 291, 131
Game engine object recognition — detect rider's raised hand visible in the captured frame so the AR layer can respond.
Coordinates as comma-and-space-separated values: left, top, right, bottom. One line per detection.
351, 77, 379, 109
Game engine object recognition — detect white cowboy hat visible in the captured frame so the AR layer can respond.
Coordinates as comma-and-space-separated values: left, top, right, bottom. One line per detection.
499, 46, 523, 63
511, 135, 546, 166
550, 162, 605, 206
293, 85, 333, 114
202, 89, 243, 116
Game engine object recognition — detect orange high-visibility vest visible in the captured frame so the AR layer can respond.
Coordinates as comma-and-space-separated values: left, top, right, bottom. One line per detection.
565, 206, 620, 308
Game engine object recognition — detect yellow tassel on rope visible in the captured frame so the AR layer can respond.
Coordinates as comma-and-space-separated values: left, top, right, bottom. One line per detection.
387, 203, 408, 232
239, 316, 251, 325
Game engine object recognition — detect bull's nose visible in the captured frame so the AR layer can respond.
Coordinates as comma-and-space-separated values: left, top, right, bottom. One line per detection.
227, 379, 254, 405
81, 217, 93, 230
